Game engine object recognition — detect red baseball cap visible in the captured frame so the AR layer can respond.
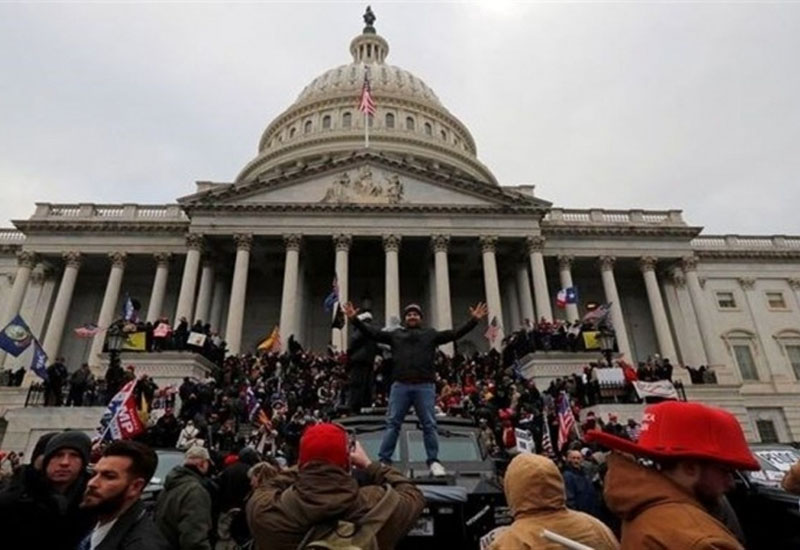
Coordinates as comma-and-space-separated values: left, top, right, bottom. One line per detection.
298, 423, 350, 470
585, 401, 759, 471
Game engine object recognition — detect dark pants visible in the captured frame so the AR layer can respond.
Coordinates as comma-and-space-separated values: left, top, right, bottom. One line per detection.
348, 363, 373, 413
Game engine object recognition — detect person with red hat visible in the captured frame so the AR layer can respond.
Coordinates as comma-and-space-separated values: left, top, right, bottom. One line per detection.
586, 401, 759, 550
246, 422, 424, 550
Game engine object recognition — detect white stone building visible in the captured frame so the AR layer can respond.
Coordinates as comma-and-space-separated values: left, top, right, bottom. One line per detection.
1, 13, 800, 450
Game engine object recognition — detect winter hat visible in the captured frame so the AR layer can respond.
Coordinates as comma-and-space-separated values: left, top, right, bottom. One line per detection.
31, 432, 59, 465
585, 401, 759, 471
42, 431, 91, 468
403, 304, 423, 317
298, 423, 349, 470
238, 446, 261, 466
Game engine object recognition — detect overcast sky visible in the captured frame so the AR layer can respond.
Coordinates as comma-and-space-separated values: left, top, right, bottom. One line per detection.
1, 2, 799, 235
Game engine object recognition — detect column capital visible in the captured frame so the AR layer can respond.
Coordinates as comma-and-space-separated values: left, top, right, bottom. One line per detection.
186, 233, 204, 251
201, 254, 217, 269
233, 233, 253, 251
109, 252, 127, 268
597, 255, 616, 271
671, 270, 687, 288
16, 250, 37, 269
525, 235, 546, 254
30, 266, 54, 286
153, 252, 172, 267
62, 251, 82, 269
383, 234, 401, 253
681, 255, 699, 272
557, 255, 574, 270
479, 235, 498, 254
431, 234, 450, 253
333, 233, 352, 252
788, 278, 800, 290
738, 277, 756, 290
283, 233, 302, 251
639, 256, 658, 273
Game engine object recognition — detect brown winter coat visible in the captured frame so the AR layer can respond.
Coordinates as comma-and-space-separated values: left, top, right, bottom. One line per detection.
246, 461, 424, 550
489, 454, 619, 550
603, 453, 744, 550
781, 459, 800, 494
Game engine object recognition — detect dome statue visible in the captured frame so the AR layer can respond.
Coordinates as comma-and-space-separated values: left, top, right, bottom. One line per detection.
236, 8, 498, 186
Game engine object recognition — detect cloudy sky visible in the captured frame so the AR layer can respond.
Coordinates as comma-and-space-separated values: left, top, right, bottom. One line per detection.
1, 2, 798, 235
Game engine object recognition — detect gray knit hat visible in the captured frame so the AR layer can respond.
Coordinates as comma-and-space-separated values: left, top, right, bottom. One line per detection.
42, 430, 92, 468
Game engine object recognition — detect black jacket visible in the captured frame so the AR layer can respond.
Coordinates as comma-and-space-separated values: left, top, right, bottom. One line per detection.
347, 317, 380, 366
94, 500, 170, 550
350, 316, 478, 383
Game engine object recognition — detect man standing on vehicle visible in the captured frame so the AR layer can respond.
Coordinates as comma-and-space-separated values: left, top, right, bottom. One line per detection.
343, 301, 487, 477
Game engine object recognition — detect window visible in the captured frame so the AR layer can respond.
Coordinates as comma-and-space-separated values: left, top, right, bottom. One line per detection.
385, 113, 395, 128
756, 419, 779, 443
716, 291, 737, 309
342, 112, 352, 128
289, 127, 296, 138
424, 122, 432, 136
322, 115, 331, 129
766, 291, 787, 309
405, 116, 415, 131
786, 345, 800, 379
304, 120, 312, 134
733, 344, 758, 381
440, 130, 447, 141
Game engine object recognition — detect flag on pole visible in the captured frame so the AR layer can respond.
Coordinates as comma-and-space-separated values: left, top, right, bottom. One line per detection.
556, 289, 567, 308
331, 303, 345, 330
122, 295, 137, 322
0, 314, 33, 357
257, 326, 281, 353
582, 303, 611, 326
99, 380, 145, 442
323, 276, 339, 312
484, 316, 500, 344
245, 386, 260, 421
556, 287, 578, 308
74, 322, 102, 338
358, 69, 376, 116
540, 414, 554, 457
557, 392, 578, 451
30, 339, 49, 381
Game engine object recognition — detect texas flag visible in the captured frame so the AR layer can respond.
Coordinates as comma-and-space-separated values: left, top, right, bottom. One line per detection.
556, 287, 579, 308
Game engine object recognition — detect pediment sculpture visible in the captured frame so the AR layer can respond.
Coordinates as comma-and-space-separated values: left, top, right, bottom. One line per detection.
320, 166, 405, 204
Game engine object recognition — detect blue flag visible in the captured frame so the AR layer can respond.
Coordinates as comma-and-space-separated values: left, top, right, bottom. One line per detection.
565, 287, 578, 304
0, 314, 33, 357
323, 275, 339, 312
30, 339, 48, 381
122, 294, 135, 322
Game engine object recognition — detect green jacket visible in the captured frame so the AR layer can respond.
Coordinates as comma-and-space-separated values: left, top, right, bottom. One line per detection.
154, 465, 212, 550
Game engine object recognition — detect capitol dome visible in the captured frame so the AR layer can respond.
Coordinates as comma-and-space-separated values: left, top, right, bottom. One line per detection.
236, 8, 498, 185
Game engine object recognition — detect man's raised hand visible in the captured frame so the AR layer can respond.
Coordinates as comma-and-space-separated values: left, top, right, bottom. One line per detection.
470, 302, 489, 320
342, 301, 359, 319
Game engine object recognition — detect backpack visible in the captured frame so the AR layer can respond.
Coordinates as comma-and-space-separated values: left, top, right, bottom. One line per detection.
286, 484, 400, 550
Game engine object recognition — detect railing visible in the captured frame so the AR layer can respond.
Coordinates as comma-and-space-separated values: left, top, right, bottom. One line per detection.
692, 235, 800, 250
0, 229, 25, 243
32, 203, 189, 221
545, 208, 686, 226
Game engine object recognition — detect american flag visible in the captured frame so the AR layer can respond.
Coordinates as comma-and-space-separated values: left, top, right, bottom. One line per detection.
74, 322, 101, 338
540, 414, 554, 456
484, 316, 500, 344
358, 69, 376, 116
323, 275, 339, 312
557, 392, 578, 451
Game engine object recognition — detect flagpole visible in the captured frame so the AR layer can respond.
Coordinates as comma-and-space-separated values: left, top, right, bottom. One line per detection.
364, 111, 369, 148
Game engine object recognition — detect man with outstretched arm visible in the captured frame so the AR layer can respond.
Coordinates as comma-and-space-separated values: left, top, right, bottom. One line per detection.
343, 300, 488, 476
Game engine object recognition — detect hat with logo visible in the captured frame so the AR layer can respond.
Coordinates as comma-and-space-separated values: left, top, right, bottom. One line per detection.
298, 423, 349, 470
585, 401, 759, 470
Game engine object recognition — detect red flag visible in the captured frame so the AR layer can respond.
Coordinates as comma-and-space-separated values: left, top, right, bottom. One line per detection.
115, 391, 145, 440
358, 71, 376, 116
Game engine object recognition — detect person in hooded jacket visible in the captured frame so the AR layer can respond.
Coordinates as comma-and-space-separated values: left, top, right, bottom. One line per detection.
346, 310, 380, 413
489, 453, 618, 550
586, 400, 760, 550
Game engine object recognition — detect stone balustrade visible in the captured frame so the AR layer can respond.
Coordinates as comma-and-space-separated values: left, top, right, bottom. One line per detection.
692, 234, 800, 250
32, 203, 188, 221
544, 207, 686, 226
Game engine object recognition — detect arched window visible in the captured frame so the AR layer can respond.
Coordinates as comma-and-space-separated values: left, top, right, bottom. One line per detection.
304, 120, 312, 134
342, 112, 352, 128
385, 113, 395, 128
322, 115, 331, 129
440, 130, 447, 141
424, 122, 432, 136
289, 127, 296, 138
406, 116, 415, 131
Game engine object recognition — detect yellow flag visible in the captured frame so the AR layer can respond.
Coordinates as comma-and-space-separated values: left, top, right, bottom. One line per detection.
122, 331, 147, 351
257, 326, 280, 352
582, 331, 600, 350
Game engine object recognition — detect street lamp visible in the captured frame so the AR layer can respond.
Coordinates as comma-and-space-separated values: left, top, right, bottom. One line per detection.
597, 326, 616, 367
103, 321, 126, 404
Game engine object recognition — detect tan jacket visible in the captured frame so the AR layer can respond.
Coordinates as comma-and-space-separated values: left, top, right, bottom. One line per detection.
490, 454, 619, 550
603, 453, 743, 550
246, 461, 424, 550
782, 459, 800, 494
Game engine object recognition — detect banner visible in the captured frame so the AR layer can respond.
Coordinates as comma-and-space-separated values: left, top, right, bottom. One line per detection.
633, 380, 679, 400
30, 339, 48, 381
121, 331, 147, 351
515, 428, 534, 454
153, 323, 171, 338
100, 380, 145, 441
582, 330, 599, 350
0, 314, 33, 357
187, 332, 207, 347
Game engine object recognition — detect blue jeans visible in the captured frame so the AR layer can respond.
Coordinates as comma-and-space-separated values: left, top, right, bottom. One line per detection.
379, 382, 439, 464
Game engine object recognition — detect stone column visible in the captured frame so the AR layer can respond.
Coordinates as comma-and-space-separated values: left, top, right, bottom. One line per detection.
279, 234, 302, 346
146, 253, 171, 323
193, 257, 215, 325
639, 256, 678, 361
432, 235, 454, 355
0, 251, 36, 368
331, 234, 351, 351
504, 276, 521, 331
42, 252, 82, 362
480, 236, 504, 350
682, 256, 728, 370
515, 263, 535, 325
209, 275, 227, 334
557, 255, 580, 322
526, 236, 552, 321
737, 277, 777, 381
225, 234, 252, 355
383, 234, 401, 324
597, 256, 634, 361
174, 234, 203, 324
89, 252, 127, 369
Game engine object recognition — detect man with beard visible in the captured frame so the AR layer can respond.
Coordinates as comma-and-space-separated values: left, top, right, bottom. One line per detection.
586, 401, 759, 550
78, 441, 169, 550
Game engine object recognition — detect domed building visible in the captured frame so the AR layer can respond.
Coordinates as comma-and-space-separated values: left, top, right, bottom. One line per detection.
1, 8, 800, 451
